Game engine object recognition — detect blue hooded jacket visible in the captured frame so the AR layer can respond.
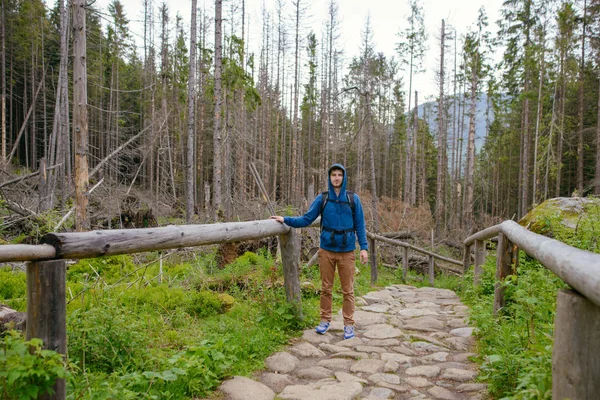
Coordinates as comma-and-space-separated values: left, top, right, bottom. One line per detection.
283, 164, 368, 253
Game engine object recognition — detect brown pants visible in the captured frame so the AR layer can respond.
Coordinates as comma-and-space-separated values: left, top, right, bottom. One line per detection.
318, 248, 355, 326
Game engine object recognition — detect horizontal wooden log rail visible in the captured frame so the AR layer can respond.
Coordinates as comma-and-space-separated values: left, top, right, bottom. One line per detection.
463, 219, 600, 398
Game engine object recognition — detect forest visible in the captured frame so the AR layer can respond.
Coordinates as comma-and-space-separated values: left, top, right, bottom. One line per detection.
1, 0, 598, 236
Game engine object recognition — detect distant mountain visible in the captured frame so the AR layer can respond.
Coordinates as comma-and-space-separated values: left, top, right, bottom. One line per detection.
417, 93, 492, 152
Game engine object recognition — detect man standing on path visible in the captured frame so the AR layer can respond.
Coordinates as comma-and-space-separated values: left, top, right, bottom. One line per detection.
270, 164, 368, 340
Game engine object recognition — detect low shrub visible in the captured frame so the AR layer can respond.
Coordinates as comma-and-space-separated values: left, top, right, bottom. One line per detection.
1, 330, 69, 399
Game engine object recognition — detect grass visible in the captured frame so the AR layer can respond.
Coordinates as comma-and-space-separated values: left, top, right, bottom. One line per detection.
1, 247, 403, 399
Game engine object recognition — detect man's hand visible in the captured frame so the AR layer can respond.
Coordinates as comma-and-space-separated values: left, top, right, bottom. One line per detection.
270, 216, 284, 223
360, 250, 368, 264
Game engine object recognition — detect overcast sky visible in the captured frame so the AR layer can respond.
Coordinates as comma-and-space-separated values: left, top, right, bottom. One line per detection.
91, 0, 505, 100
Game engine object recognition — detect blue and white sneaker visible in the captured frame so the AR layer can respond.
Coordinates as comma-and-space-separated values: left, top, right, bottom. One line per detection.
315, 321, 330, 334
343, 325, 355, 340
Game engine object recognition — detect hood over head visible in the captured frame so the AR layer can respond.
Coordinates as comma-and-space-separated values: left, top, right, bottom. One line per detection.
328, 164, 347, 198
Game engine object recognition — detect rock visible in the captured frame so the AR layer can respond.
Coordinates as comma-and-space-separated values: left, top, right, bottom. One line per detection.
296, 366, 334, 379
409, 334, 448, 348
405, 365, 441, 378
331, 351, 369, 360
447, 318, 467, 328
317, 359, 354, 371
335, 336, 365, 347
402, 316, 445, 332
390, 346, 418, 356
375, 381, 409, 393
367, 387, 394, 399
355, 297, 369, 306
278, 381, 363, 400
265, 352, 300, 373
260, 372, 294, 394
449, 327, 474, 337
361, 304, 391, 313
363, 324, 404, 339
444, 336, 473, 351
334, 371, 368, 384
217, 293, 235, 311
450, 353, 477, 363
396, 308, 439, 317
289, 342, 326, 358
354, 310, 389, 326
366, 338, 401, 347
456, 383, 488, 392
319, 343, 350, 353
403, 377, 433, 388
383, 360, 400, 372
439, 368, 478, 382
422, 352, 449, 362
427, 385, 458, 400
380, 353, 412, 364
0, 311, 26, 333
408, 341, 445, 352
356, 345, 386, 353
367, 373, 401, 385
302, 329, 333, 344
219, 376, 275, 400
350, 359, 386, 374
363, 291, 395, 304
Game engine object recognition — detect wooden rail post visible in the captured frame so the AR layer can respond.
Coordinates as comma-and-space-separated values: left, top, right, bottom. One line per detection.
428, 255, 434, 285
474, 240, 485, 285
493, 233, 512, 315
369, 237, 377, 283
26, 260, 67, 400
552, 289, 600, 398
462, 244, 471, 273
402, 246, 409, 280
279, 229, 302, 318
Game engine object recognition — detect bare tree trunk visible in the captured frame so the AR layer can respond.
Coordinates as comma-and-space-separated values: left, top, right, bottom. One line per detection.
366, 92, 379, 231
72, 0, 89, 231
213, 0, 222, 217
556, 50, 566, 197
463, 56, 477, 231
576, 0, 586, 194
186, 0, 197, 222
290, 0, 301, 206
411, 91, 418, 206
521, 87, 530, 217
532, 35, 546, 205
595, 73, 600, 195
0, 0, 5, 164
435, 19, 446, 235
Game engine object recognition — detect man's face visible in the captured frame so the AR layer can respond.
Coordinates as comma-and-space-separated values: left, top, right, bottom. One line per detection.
330, 169, 344, 189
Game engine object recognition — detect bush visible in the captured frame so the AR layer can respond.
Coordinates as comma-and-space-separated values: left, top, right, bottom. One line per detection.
0, 330, 69, 399
67, 302, 151, 373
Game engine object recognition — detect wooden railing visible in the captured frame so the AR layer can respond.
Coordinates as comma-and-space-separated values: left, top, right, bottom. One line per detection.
0, 218, 463, 399
463, 220, 600, 399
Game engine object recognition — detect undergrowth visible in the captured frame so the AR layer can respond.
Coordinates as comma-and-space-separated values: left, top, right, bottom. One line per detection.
1, 247, 399, 399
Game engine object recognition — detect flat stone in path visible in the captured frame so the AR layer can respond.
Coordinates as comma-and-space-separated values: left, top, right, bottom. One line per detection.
363, 324, 404, 339
350, 359, 386, 374
260, 372, 294, 393
219, 376, 275, 400
405, 365, 441, 378
278, 381, 363, 400
265, 352, 299, 373
428, 385, 459, 400
289, 342, 326, 358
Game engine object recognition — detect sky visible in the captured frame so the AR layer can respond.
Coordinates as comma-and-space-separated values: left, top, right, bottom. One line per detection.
90, 0, 505, 101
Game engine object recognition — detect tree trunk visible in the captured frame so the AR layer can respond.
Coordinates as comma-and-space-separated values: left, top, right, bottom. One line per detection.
1, 0, 5, 164
576, 0, 586, 194
290, 0, 301, 206
435, 19, 446, 235
213, 0, 222, 217
186, 0, 197, 222
463, 55, 477, 231
411, 91, 418, 206
72, 0, 89, 231
532, 34, 546, 205
595, 72, 600, 195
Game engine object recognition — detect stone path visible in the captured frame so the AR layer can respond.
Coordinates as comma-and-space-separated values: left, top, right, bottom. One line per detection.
218, 284, 488, 400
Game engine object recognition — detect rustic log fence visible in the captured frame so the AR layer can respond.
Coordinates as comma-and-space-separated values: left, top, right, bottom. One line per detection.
463, 220, 600, 399
0, 217, 463, 399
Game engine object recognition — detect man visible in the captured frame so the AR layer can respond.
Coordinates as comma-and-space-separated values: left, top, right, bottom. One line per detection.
270, 164, 368, 340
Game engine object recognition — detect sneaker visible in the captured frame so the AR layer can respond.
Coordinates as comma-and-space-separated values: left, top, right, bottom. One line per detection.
315, 321, 330, 334
343, 325, 355, 340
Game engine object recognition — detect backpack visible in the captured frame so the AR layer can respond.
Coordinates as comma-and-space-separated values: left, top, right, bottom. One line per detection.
320, 191, 355, 217
319, 191, 356, 247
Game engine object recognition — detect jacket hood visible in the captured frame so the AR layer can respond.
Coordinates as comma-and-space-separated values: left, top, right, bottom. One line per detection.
328, 164, 347, 198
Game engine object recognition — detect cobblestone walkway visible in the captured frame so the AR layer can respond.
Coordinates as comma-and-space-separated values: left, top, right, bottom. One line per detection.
218, 284, 488, 400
